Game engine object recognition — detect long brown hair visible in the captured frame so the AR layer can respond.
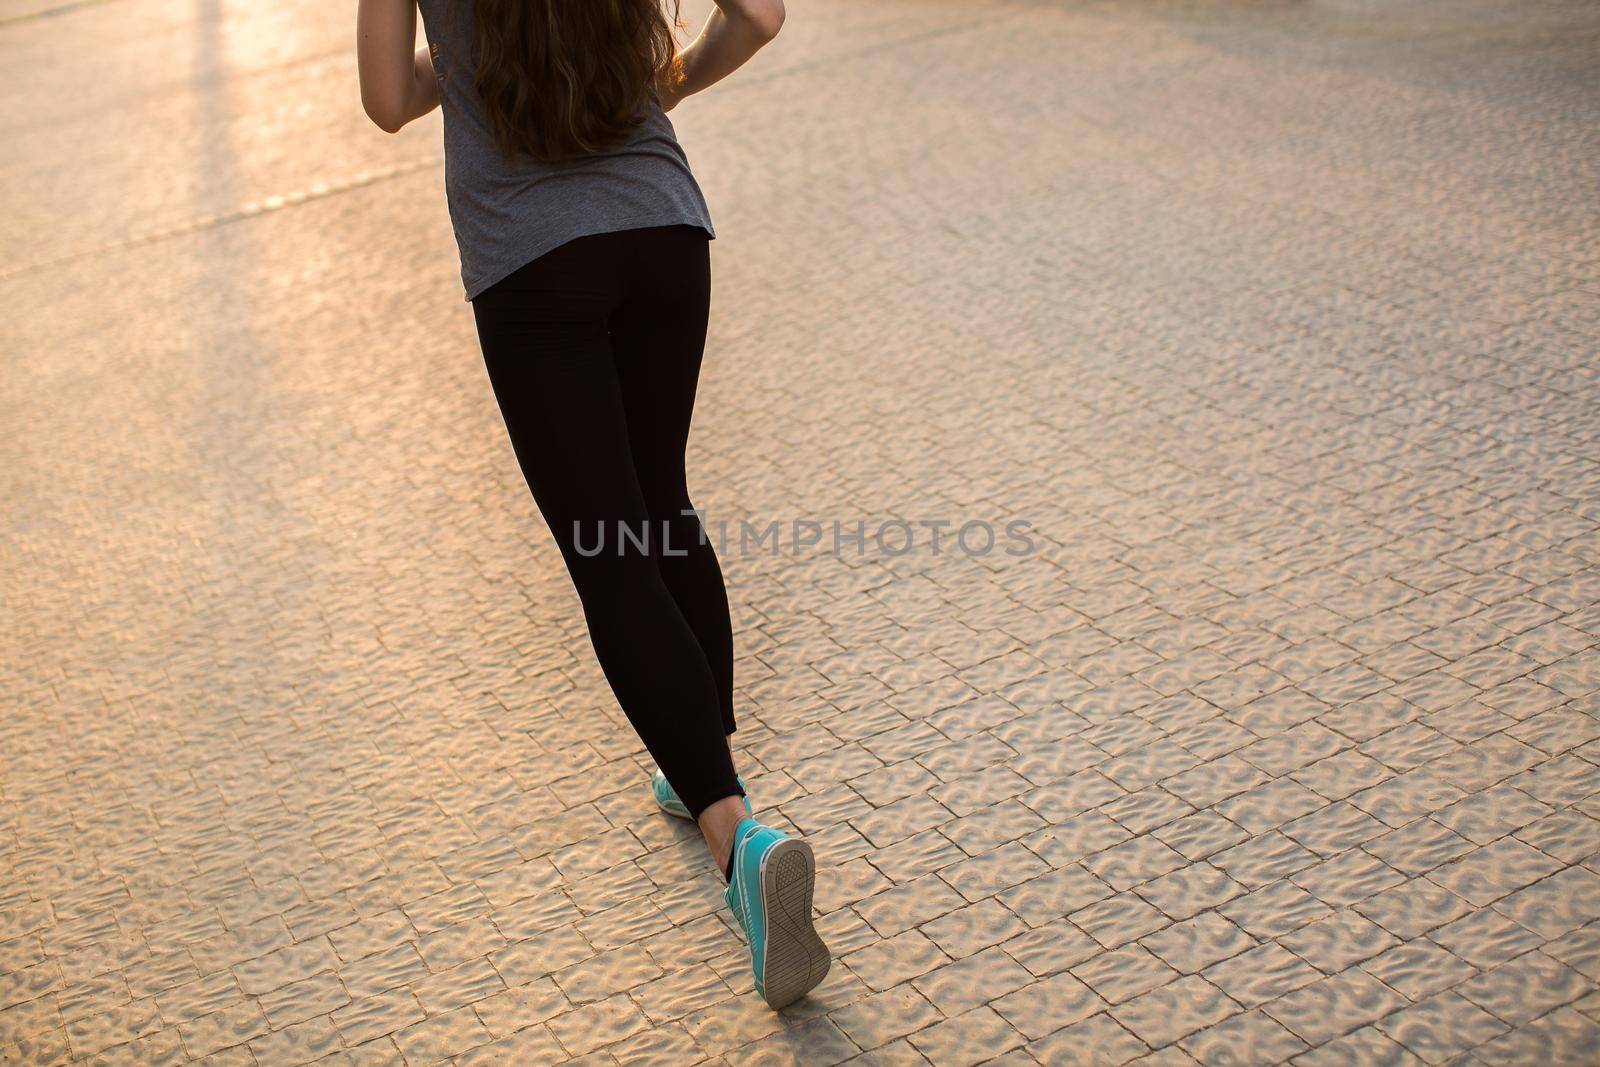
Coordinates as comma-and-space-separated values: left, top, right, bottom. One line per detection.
473, 0, 683, 162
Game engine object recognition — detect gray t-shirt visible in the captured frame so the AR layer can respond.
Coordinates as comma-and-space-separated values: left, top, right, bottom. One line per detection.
416, 1, 715, 300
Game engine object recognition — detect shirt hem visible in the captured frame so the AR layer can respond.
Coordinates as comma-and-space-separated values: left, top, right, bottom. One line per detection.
460, 214, 717, 302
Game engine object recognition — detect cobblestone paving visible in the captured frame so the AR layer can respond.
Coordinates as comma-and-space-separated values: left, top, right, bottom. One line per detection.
4, 0, 1600, 1063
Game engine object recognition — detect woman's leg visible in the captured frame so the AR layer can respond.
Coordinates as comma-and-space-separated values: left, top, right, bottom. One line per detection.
470, 233, 743, 824
604, 225, 748, 877
608, 227, 737, 738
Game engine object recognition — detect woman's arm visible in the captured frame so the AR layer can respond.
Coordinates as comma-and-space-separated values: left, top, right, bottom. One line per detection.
661, 0, 786, 112
357, 0, 440, 133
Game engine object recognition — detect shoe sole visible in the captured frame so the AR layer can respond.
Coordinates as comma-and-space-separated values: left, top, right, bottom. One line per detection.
755, 837, 831, 1009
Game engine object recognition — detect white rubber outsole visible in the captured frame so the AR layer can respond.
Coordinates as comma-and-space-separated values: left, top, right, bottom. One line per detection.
755, 837, 831, 1009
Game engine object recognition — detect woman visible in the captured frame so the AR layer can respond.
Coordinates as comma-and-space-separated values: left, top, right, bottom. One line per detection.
356, 0, 827, 1011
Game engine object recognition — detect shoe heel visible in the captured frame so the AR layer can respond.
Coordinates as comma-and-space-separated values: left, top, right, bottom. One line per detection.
757, 837, 831, 1009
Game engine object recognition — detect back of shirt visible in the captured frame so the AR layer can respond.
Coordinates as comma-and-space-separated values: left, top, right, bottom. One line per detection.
415, 0, 715, 300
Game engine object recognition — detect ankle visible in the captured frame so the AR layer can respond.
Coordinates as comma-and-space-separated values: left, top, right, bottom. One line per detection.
697, 794, 750, 883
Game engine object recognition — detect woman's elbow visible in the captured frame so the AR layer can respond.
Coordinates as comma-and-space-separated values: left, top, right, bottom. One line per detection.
361, 91, 406, 134
738, 0, 784, 41
368, 112, 404, 135
757, 1, 785, 40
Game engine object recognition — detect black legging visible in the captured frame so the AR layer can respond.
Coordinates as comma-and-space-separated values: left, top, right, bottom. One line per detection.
471, 224, 742, 820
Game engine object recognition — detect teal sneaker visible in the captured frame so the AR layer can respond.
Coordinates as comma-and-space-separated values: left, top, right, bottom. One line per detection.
722, 818, 831, 1010
724, 819, 760, 935
650, 769, 751, 821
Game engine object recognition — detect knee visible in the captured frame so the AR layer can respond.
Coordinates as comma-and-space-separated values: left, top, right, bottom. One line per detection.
659, 507, 715, 560
563, 537, 664, 603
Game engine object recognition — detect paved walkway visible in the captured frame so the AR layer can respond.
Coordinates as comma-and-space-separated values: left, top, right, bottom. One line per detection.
4, 0, 1599, 1063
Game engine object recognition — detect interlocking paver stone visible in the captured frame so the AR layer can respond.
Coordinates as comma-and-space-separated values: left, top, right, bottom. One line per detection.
1141, 914, 1258, 977
1028, 1011, 1149, 1066
1359, 942, 1475, 1003
1454, 949, 1590, 1026
1375, 990, 1509, 1064
1072, 893, 1173, 951
827, 984, 943, 1054
1288, 1026, 1420, 1067
1290, 849, 1405, 909
1110, 975, 1241, 1051
453, 1023, 569, 1065
992, 971, 1105, 1041
919, 898, 1027, 961
1364, 818, 1476, 878
1203, 944, 1321, 1010
997, 863, 1111, 928
907, 1005, 1023, 1066
1219, 881, 1332, 940
246, 1015, 342, 1066
997, 918, 1100, 980
1354, 880, 1474, 940
1211, 832, 1322, 890
1281, 911, 1397, 975
1474, 1006, 1600, 1067
841, 931, 947, 993
5, 0, 1600, 1063
1180, 1010, 1309, 1067
911, 947, 1033, 1019
1546, 923, 1600, 982
1262, 968, 1409, 1047
1072, 946, 1181, 1007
